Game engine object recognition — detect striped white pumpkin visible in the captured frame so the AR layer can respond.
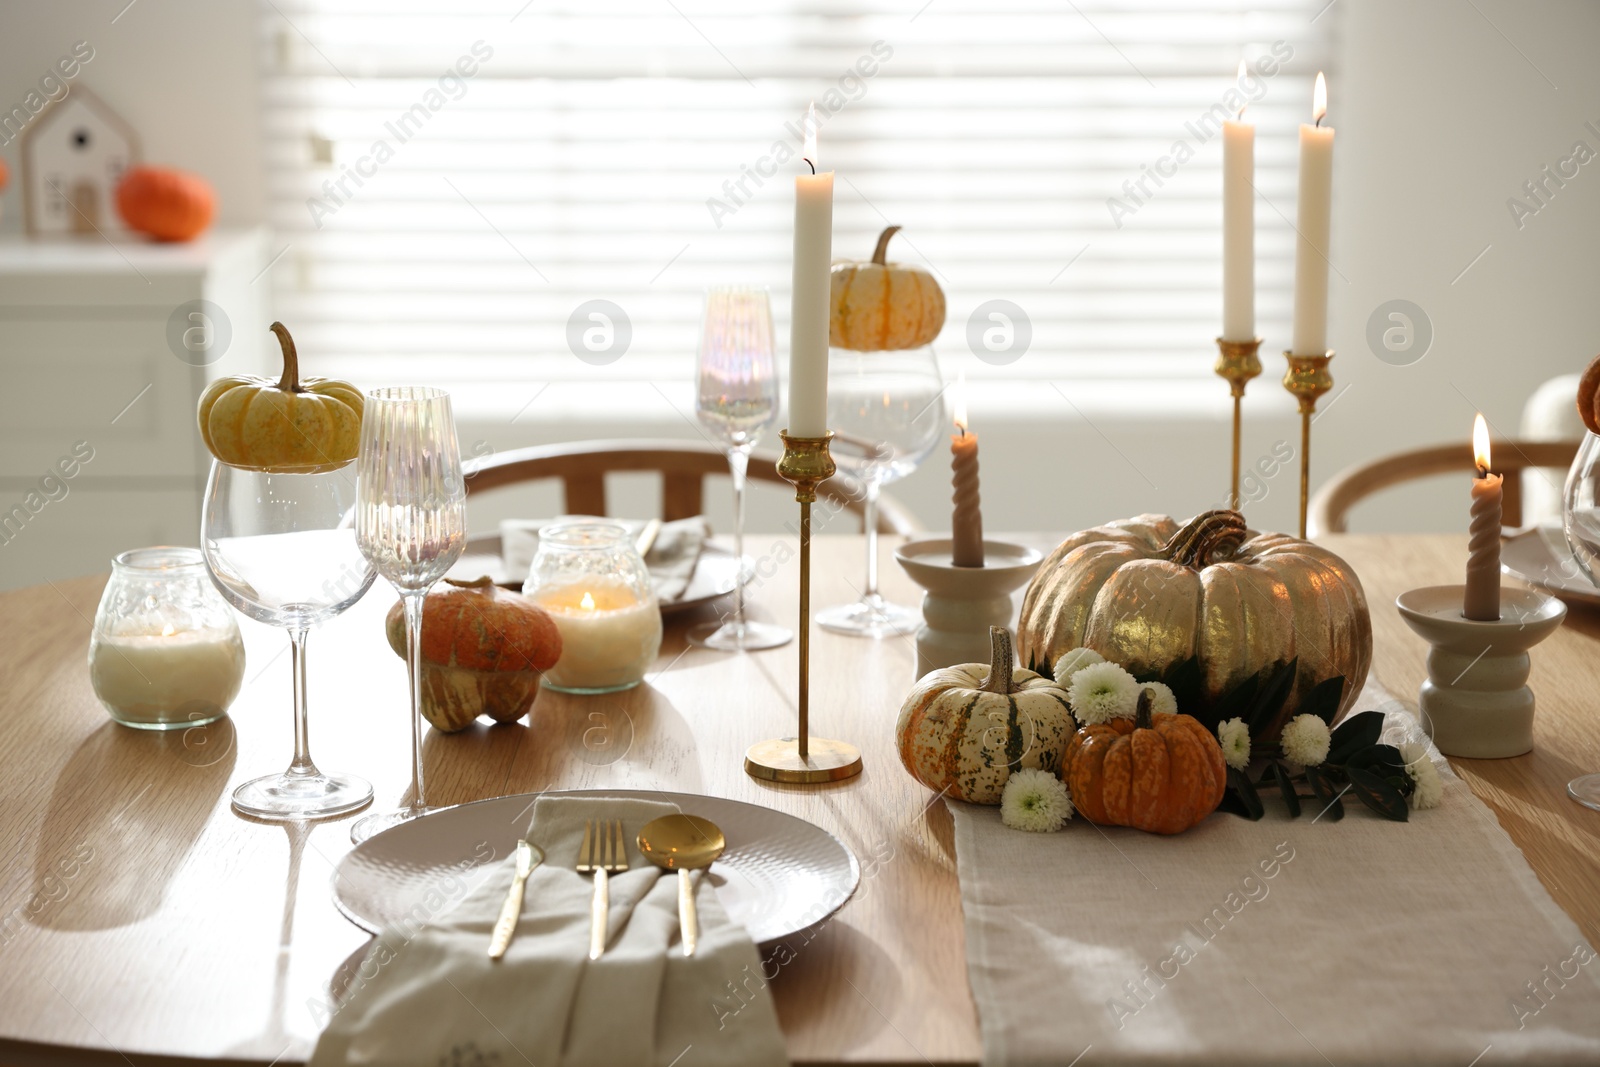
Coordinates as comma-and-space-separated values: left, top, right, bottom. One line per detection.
895, 628, 1076, 804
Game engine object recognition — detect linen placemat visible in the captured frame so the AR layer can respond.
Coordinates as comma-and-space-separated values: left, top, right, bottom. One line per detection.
311, 795, 788, 1067
950, 679, 1600, 1066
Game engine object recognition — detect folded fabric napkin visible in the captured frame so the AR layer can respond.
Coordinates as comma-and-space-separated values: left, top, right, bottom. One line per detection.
502, 517, 710, 602
310, 795, 788, 1067
950, 677, 1600, 1066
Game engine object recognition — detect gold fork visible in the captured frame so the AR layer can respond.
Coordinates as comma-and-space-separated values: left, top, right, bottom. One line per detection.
578, 819, 628, 960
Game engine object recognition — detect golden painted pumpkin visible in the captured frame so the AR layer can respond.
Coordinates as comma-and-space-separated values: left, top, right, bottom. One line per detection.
115, 165, 216, 242
895, 627, 1075, 804
1017, 509, 1371, 745
198, 322, 364, 474
1064, 689, 1226, 834
385, 577, 563, 732
829, 225, 946, 351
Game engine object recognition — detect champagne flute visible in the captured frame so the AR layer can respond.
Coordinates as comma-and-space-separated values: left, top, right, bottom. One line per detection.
202, 460, 376, 820
1562, 430, 1600, 810
688, 287, 792, 651
350, 387, 467, 843
820, 345, 945, 637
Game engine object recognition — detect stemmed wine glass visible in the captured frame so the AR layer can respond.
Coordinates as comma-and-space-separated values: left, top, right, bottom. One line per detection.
202, 461, 377, 820
820, 346, 945, 637
350, 387, 467, 843
689, 287, 792, 651
1561, 430, 1600, 810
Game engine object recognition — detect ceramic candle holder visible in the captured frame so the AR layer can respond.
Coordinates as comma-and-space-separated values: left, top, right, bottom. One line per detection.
895, 538, 1043, 678
1395, 585, 1566, 758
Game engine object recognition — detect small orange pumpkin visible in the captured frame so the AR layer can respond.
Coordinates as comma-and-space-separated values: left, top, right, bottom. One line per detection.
829, 225, 946, 351
115, 165, 215, 242
385, 577, 563, 732
1063, 688, 1226, 834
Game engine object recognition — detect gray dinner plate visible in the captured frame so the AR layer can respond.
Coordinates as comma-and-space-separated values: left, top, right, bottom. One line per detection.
332, 789, 860, 944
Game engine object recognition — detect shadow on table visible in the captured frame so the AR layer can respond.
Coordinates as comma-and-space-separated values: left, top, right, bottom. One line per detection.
770, 918, 904, 1052
28, 716, 236, 931
511, 678, 705, 794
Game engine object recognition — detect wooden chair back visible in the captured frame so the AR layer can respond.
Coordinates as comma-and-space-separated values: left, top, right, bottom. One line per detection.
1308, 439, 1579, 535
462, 439, 921, 534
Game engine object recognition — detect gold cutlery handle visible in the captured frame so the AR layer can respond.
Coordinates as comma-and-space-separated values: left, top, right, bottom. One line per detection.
678, 868, 697, 957
588, 867, 608, 961
488, 873, 527, 960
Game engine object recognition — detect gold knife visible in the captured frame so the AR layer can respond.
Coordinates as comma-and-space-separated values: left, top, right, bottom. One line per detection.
488, 839, 543, 960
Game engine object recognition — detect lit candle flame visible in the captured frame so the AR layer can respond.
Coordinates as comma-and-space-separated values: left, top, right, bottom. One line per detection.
803, 102, 818, 169
160, 622, 175, 637
1236, 60, 1248, 120
1312, 71, 1327, 126
1473, 413, 1491, 474
953, 371, 969, 434
580, 591, 596, 611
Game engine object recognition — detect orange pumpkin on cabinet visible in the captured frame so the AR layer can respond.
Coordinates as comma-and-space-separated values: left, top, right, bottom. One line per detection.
115, 165, 215, 241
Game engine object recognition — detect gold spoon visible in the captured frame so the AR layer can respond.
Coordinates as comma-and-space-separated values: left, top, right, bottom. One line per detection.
636, 814, 726, 957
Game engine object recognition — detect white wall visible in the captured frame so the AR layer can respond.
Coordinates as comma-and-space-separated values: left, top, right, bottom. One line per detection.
3, 0, 1598, 586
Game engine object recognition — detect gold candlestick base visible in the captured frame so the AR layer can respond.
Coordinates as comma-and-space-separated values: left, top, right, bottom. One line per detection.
1282, 350, 1335, 539
744, 431, 863, 786
1215, 337, 1263, 510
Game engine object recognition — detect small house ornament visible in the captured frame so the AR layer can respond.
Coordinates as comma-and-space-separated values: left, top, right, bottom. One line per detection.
21, 85, 139, 236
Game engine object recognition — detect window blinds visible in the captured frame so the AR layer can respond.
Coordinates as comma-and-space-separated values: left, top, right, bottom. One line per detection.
259, 0, 1334, 415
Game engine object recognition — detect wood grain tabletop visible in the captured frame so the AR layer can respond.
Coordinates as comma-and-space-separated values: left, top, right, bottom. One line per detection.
0, 533, 1593, 1066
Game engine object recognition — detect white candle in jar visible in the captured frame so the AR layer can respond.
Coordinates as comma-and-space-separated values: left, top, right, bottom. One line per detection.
89, 625, 246, 727
533, 580, 663, 693
788, 102, 834, 438
1222, 61, 1255, 343
1291, 72, 1335, 357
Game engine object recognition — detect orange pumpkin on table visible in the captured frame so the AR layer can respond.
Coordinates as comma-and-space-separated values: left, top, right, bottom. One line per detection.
115, 165, 215, 242
1063, 688, 1226, 834
384, 577, 563, 732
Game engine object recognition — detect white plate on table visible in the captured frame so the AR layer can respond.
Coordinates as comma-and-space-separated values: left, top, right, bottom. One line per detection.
450, 544, 744, 616
332, 790, 860, 944
1502, 525, 1600, 607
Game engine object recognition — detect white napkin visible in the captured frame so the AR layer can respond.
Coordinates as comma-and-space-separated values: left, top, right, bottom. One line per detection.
310, 795, 788, 1067
502, 517, 710, 602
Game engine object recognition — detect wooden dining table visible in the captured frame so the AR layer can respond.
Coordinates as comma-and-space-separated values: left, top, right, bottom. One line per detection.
0, 532, 1596, 1066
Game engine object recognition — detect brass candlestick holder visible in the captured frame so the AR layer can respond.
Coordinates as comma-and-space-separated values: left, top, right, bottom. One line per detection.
1214, 337, 1263, 510
744, 430, 864, 785
1282, 350, 1334, 538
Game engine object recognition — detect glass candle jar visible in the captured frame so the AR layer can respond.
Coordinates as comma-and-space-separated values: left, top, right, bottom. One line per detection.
525, 520, 662, 694
89, 547, 246, 730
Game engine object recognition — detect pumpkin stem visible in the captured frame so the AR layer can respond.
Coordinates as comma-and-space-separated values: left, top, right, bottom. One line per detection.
1161, 509, 1249, 569
980, 626, 1016, 695
870, 225, 902, 266
1135, 688, 1154, 730
444, 576, 496, 589
269, 321, 303, 393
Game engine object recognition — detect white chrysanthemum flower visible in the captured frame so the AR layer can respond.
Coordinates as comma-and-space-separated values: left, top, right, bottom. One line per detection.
1399, 741, 1443, 809
1052, 647, 1105, 683
1142, 681, 1178, 717
1279, 714, 1331, 767
1067, 661, 1140, 725
1217, 717, 1251, 771
1000, 768, 1073, 832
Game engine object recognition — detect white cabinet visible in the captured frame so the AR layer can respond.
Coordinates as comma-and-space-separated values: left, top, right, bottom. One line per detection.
0, 228, 272, 589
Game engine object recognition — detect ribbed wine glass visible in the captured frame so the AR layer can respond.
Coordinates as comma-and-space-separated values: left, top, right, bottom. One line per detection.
202, 460, 376, 820
689, 287, 791, 651
1562, 430, 1600, 810
350, 387, 467, 843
